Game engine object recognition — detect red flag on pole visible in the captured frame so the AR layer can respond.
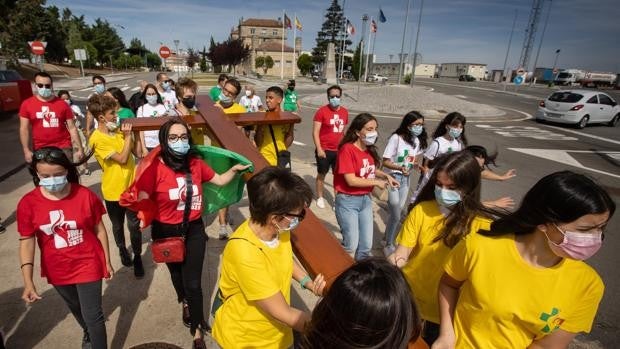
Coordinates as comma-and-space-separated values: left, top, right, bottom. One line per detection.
347, 20, 356, 35
371, 19, 377, 33
284, 14, 292, 29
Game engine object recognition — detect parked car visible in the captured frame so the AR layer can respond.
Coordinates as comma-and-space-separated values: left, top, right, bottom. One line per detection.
459, 74, 476, 82
536, 90, 620, 128
0, 70, 33, 113
368, 74, 388, 82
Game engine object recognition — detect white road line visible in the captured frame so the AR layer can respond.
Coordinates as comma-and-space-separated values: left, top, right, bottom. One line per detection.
453, 95, 467, 99
292, 140, 306, 146
509, 148, 620, 179
542, 125, 620, 146
121, 86, 130, 91
131, 87, 140, 92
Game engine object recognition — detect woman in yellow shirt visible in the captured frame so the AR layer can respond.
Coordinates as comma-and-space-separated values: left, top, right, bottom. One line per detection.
435, 171, 614, 349
212, 167, 325, 349
387, 151, 493, 345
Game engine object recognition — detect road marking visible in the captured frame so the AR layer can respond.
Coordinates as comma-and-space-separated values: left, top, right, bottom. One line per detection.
509, 148, 620, 179
453, 95, 467, 99
542, 125, 620, 146
495, 107, 533, 121
131, 87, 140, 92
292, 140, 307, 146
121, 86, 130, 91
476, 124, 577, 140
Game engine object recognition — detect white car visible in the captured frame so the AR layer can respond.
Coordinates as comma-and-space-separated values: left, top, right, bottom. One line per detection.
536, 90, 620, 128
368, 74, 388, 82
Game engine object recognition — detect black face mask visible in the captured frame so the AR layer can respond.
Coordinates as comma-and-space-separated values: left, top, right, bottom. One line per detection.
182, 97, 196, 109
288, 86, 295, 91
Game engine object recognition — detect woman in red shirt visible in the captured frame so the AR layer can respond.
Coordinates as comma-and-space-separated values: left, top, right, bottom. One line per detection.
334, 113, 399, 261
133, 118, 249, 349
17, 146, 112, 349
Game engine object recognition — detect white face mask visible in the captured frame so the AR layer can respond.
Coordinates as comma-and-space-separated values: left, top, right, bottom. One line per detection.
262, 236, 280, 248
245, 90, 252, 97
362, 131, 378, 146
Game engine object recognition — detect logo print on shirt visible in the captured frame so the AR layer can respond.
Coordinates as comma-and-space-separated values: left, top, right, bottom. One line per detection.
397, 149, 415, 169
168, 177, 201, 211
39, 210, 83, 248
359, 158, 376, 179
36, 106, 59, 128
539, 307, 565, 333
329, 114, 345, 133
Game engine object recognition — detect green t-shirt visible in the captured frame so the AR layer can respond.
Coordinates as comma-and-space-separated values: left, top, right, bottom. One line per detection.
283, 89, 298, 111
117, 107, 135, 119
210, 85, 222, 102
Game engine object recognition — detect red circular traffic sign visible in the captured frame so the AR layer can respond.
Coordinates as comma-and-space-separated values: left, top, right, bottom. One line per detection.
30, 41, 45, 55
159, 46, 171, 59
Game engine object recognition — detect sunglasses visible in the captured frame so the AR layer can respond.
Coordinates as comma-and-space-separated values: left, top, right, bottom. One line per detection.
284, 208, 306, 221
164, 79, 174, 84
36, 83, 52, 89
34, 148, 66, 161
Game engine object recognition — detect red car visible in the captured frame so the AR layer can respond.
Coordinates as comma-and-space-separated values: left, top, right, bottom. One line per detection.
0, 70, 33, 113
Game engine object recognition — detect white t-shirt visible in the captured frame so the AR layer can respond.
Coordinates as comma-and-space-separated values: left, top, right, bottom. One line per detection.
239, 95, 263, 112
137, 103, 167, 148
424, 136, 463, 160
160, 89, 179, 112
382, 134, 421, 174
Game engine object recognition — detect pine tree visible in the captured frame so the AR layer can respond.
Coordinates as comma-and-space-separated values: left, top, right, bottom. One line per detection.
351, 41, 362, 81
311, 0, 352, 66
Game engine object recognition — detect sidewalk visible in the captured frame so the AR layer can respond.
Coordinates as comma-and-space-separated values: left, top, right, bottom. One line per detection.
0, 154, 393, 348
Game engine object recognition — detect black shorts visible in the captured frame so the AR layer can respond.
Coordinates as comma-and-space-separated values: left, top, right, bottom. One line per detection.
315, 149, 338, 175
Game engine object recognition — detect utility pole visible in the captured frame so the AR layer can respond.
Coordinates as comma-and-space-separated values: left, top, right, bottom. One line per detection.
363, 16, 373, 83
356, 14, 369, 100
339, 0, 347, 81
531, 0, 552, 85
502, 10, 518, 91
398, 0, 411, 85
173, 39, 180, 74
410, 0, 425, 86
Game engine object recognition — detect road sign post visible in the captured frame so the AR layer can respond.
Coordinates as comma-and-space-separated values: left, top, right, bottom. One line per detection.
159, 46, 171, 71
514, 67, 526, 91
74, 49, 87, 77
28, 41, 47, 71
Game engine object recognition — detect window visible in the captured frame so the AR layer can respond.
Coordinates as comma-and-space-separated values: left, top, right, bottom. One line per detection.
548, 92, 583, 103
273, 30, 278, 36
250, 28, 256, 34
598, 94, 615, 106
586, 95, 598, 104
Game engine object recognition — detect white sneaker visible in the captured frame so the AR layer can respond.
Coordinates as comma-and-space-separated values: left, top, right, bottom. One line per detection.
316, 197, 326, 209
219, 225, 229, 240
383, 245, 396, 257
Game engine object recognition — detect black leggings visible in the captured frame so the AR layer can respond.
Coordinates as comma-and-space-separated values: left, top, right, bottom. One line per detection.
104, 200, 142, 255
54, 280, 106, 349
152, 219, 207, 335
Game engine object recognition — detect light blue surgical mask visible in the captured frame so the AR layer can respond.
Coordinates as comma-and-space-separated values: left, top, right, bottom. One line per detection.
39, 175, 68, 192
162, 82, 171, 91
168, 139, 190, 155
448, 127, 462, 139
276, 216, 300, 232
38, 87, 52, 98
410, 125, 424, 136
329, 96, 341, 108
219, 92, 232, 105
146, 95, 158, 105
434, 185, 462, 207
94, 84, 105, 94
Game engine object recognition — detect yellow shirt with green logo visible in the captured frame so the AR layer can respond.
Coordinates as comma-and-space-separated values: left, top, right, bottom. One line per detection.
88, 130, 135, 201
212, 220, 294, 349
396, 200, 491, 323
444, 232, 604, 348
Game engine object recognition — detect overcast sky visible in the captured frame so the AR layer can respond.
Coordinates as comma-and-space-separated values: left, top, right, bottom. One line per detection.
48, 0, 620, 72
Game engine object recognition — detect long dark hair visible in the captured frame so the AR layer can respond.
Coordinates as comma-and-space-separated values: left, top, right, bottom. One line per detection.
413, 151, 493, 247
393, 110, 428, 149
465, 145, 498, 169
140, 83, 163, 105
481, 171, 615, 237
158, 118, 197, 172
28, 146, 91, 186
107, 86, 131, 109
339, 113, 380, 165
432, 112, 468, 146
301, 258, 421, 349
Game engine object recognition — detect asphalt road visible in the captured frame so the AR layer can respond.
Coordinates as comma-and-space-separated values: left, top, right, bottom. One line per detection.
2, 73, 618, 347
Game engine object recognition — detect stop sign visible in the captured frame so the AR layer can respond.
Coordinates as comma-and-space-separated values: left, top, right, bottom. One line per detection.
30, 41, 45, 55
159, 46, 171, 59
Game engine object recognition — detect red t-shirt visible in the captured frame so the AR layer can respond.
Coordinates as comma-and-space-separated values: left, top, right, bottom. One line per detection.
334, 142, 376, 195
17, 184, 108, 286
313, 104, 349, 151
19, 96, 74, 150
135, 157, 215, 224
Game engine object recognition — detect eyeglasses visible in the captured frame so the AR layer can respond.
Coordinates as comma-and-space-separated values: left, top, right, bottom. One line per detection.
36, 83, 52, 89
329, 95, 341, 98
34, 148, 66, 161
168, 134, 189, 143
284, 208, 306, 221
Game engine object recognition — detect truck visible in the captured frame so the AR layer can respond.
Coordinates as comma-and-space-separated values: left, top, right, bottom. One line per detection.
554, 69, 617, 88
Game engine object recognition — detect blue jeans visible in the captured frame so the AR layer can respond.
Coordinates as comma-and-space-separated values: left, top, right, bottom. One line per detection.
385, 173, 410, 248
335, 193, 373, 261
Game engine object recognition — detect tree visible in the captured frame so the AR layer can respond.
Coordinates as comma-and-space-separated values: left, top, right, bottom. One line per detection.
351, 42, 362, 81
146, 52, 162, 70
88, 18, 125, 63
264, 56, 275, 74
311, 0, 351, 66
199, 45, 208, 72
186, 48, 200, 77
255, 56, 265, 73
207, 39, 250, 75
297, 54, 313, 77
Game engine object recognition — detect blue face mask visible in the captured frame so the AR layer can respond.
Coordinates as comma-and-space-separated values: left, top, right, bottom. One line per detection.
219, 92, 232, 105
38, 87, 52, 98
448, 127, 462, 139
276, 216, 300, 232
410, 125, 424, 136
146, 95, 158, 105
162, 82, 171, 91
329, 97, 341, 108
434, 185, 462, 207
39, 175, 68, 192
168, 139, 190, 155
94, 84, 105, 94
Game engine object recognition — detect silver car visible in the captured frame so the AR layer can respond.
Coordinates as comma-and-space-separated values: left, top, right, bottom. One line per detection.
536, 90, 620, 128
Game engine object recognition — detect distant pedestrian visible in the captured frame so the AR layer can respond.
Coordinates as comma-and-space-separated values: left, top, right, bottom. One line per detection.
19, 72, 84, 164
174, 77, 205, 145
129, 80, 148, 113
334, 113, 399, 261
156, 72, 179, 113
239, 85, 264, 112
17, 146, 112, 349
382, 111, 427, 256
435, 171, 614, 348
136, 83, 167, 156
209, 73, 228, 102
105, 87, 135, 120
85, 75, 107, 137
255, 86, 295, 166
283, 79, 300, 112
312, 85, 348, 209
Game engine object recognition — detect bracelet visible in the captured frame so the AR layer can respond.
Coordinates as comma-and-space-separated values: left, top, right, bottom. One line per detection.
20, 262, 34, 269
299, 275, 312, 290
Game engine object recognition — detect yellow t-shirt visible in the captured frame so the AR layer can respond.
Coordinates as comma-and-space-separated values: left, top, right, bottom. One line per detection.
444, 232, 604, 348
208, 102, 247, 147
258, 124, 289, 166
88, 129, 135, 201
212, 220, 294, 349
396, 200, 491, 324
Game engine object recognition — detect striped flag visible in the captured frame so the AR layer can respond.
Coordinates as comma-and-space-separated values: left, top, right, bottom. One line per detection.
295, 16, 302, 31
346, 19, 355, 35
371, 19, 377, 33
379, 8, 387, 23
284, 14, 292, 29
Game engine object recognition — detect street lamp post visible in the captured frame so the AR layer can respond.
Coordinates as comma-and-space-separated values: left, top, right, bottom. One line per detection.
410, 0, 425, 86
502, 10, 518, 91
173, 39, 180, 73
531, 0, 553, 85
552, 49, 561, 81
398, 0, 412, 85
356, 14, 369, 100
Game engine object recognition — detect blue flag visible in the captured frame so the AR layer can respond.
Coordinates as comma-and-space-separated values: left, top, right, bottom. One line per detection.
379, 8, 387, 23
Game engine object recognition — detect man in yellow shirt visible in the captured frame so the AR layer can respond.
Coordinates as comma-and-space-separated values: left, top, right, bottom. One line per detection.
87, 95, 143, 278
255, 86, 294, 166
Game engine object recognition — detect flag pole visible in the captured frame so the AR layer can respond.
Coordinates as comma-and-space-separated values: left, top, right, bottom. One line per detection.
293, 13, 297, 79
281, 10, 285, 80
339, 0, 347, 81
363, 16, 373, 82
410, 0, 425, 86
398, 0, 411, 85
